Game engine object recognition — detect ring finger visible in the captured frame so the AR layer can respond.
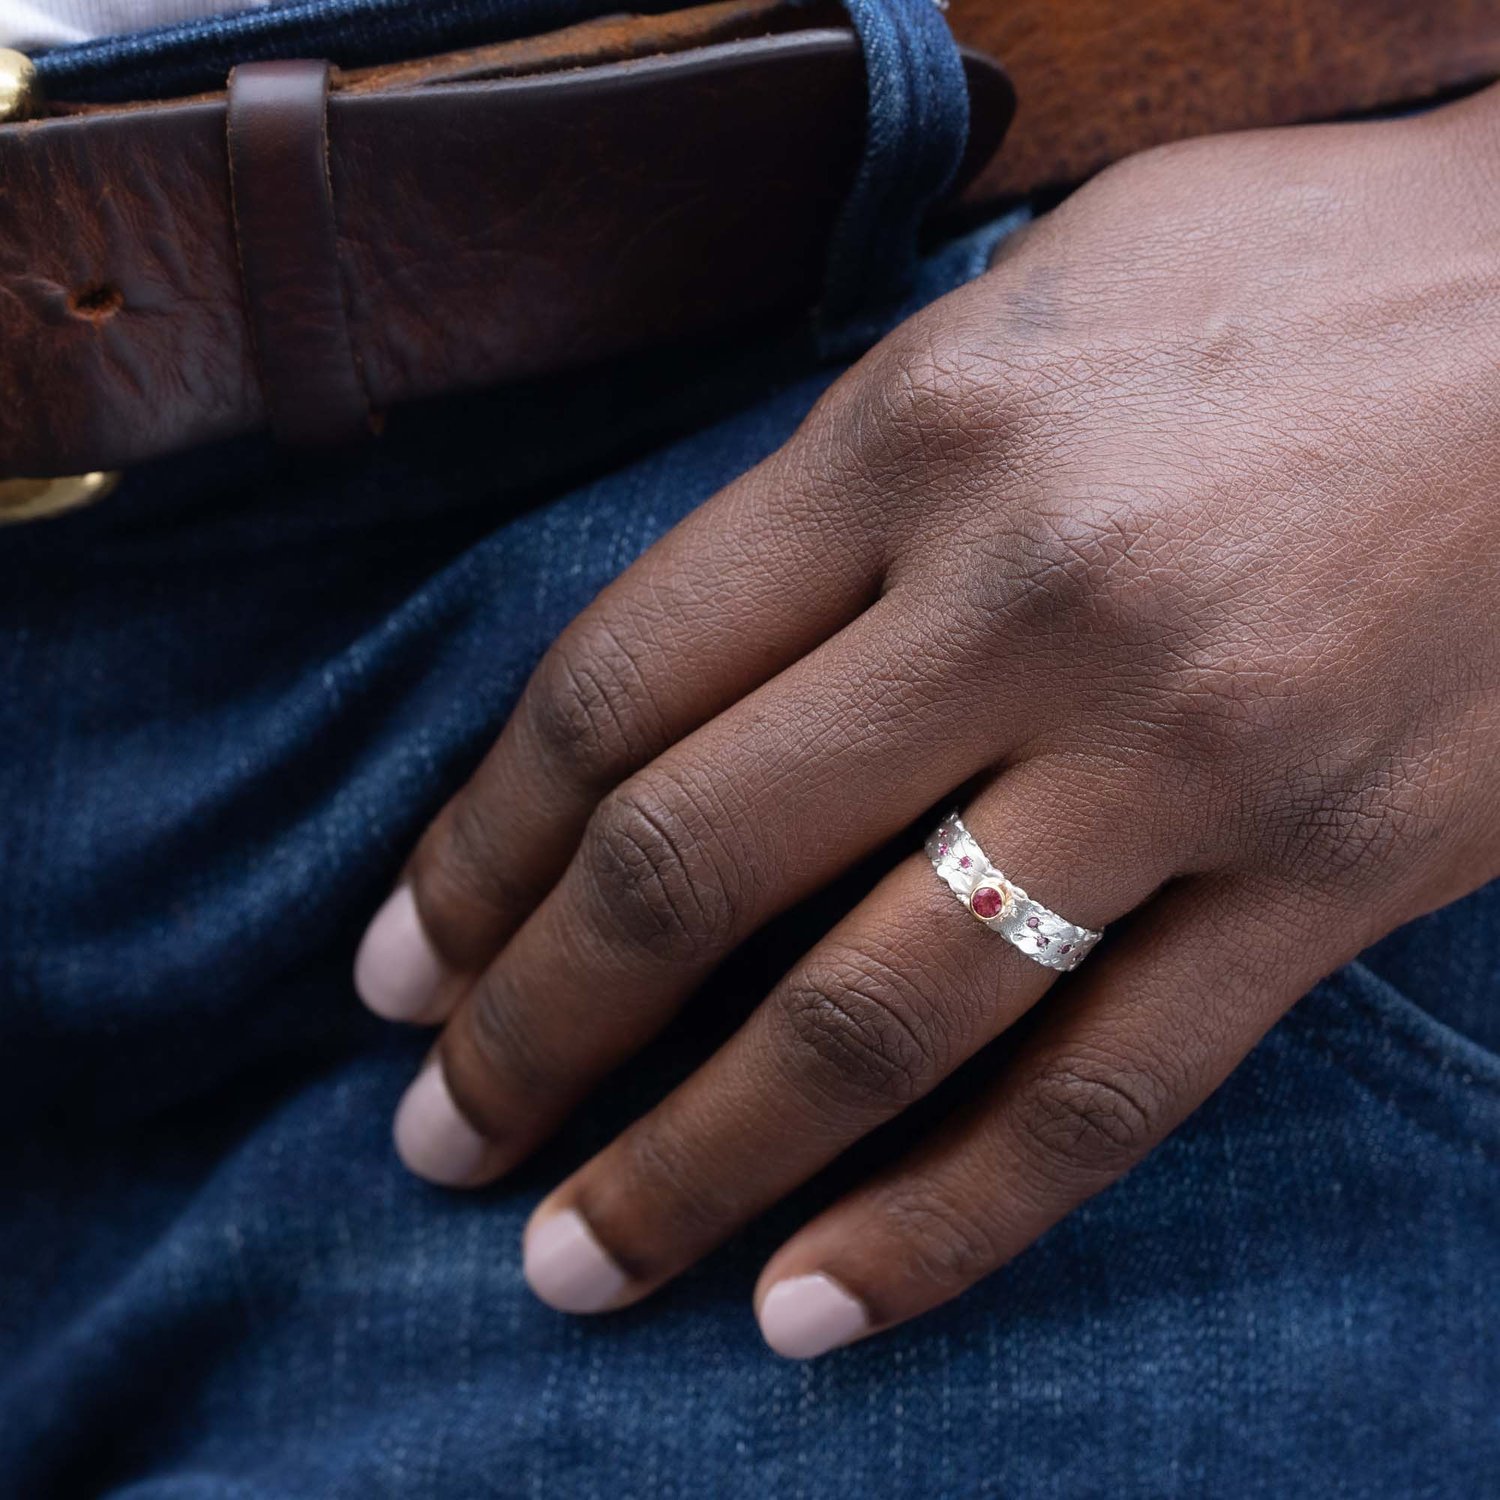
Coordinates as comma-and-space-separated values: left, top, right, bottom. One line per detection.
391, 598, 1052, 1187
515, 760, 1178, 1313
748, 870, 1355, 1357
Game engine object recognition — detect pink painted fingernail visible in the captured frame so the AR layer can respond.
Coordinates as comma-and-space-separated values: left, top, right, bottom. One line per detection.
758, 1273, 869, 1359
524, 1208, 629, 1314
355, 885, 448, 1022
393, 1062, 500, 1187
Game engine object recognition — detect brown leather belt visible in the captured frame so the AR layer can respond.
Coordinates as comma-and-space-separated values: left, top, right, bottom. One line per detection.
2, 0, 1497, 483
956, 0, 1500, 199
0, 4, 1011, 477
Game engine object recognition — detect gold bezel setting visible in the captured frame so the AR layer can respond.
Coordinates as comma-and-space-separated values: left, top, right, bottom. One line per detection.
967, 880, 1013, 922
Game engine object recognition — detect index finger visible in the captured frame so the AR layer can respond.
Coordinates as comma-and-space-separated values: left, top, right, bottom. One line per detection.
354, 424, 895, 1021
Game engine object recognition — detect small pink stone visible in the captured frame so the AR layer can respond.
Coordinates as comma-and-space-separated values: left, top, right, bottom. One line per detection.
970, 886, 1005, 920
937, 842, 949, 857
959, 856, 972, 870
1060, 944, 1072, 954
1026, 916, 1041, 930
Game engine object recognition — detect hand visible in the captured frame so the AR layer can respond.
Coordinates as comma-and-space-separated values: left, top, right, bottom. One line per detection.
354, 89, 1500, 1358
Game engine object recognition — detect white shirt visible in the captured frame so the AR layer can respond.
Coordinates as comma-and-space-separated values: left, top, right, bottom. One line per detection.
0, 1, 273, 51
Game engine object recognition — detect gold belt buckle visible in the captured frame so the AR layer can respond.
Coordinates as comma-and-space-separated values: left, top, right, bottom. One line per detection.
0, 49, 122, 526
0, 472, 121, 524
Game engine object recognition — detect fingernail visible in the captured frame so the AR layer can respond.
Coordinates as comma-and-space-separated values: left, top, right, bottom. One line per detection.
393, 1062, 500, 1187
524, 1208, 629, 1314
758, 1273, 869, 1359
355, 884, 447, 1022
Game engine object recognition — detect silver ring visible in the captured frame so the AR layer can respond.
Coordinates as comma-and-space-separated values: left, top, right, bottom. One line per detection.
926, 812, 1102, 973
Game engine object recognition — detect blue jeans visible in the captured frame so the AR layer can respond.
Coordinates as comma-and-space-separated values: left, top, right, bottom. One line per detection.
4, 6, 1498, 1497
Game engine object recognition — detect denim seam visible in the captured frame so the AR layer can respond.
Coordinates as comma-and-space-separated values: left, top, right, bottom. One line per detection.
1340, 959, 1500, 1088
1287, 969, 1500, 1161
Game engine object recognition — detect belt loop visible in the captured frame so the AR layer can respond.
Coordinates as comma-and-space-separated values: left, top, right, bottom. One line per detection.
817, 0, 970, 337
227, 59, 372, 447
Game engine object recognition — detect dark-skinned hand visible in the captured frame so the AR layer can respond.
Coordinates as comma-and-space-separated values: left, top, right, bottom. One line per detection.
354, 88, 1500, 1358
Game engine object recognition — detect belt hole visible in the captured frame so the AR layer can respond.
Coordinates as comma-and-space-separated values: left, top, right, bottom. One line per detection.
70, 284, 123, 320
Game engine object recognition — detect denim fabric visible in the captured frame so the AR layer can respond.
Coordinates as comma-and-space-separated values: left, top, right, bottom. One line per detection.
4, 4, 1499, 1495
32, 0, 656, 98
0, 199, 1496, 1498
817, 0, 969, 320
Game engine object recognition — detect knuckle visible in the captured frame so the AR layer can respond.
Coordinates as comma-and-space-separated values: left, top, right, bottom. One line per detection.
523, 621, 659, 792
841, 314, 1025, 481
408, 795, 532, 960
612, 1116, 740, 1247
948, 488, 1181, 654
1012, 494, 1170, 628
775, 954, 943, 1116
870, 1182, 1007, 1290
447, 972, 562, 1127
439, 790, 505, 887
438, 790, 529, 909
1009, 1047, 1170, 1186
582, 772, 741, 963
875, 333, 985, 447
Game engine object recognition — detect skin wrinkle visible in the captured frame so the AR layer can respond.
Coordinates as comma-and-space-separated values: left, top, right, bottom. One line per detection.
460, 962, 575, 1115
433, 792, 536, 920
362, 88, 1500, 1352
535, 630, 670, 786
778, 970, 944, 1118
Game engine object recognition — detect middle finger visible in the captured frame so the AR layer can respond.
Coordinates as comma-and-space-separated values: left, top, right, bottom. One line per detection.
394, 596, 1035, 1185
518, 758, 1176, 1312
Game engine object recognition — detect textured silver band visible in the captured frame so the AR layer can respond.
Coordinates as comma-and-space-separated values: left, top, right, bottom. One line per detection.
926, 812, 1102, 973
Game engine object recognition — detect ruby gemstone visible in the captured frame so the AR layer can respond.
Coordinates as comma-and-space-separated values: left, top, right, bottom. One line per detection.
970, 886, 1005, 920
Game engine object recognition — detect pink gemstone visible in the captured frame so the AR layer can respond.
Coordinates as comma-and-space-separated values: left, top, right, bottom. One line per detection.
1036, 935, 1050, 948
959, 855, 972, 870
937, 842, 949, 857
1026, 916, 1041, 930
1060, 944, 1072, 954
970, 886, 1005, 920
